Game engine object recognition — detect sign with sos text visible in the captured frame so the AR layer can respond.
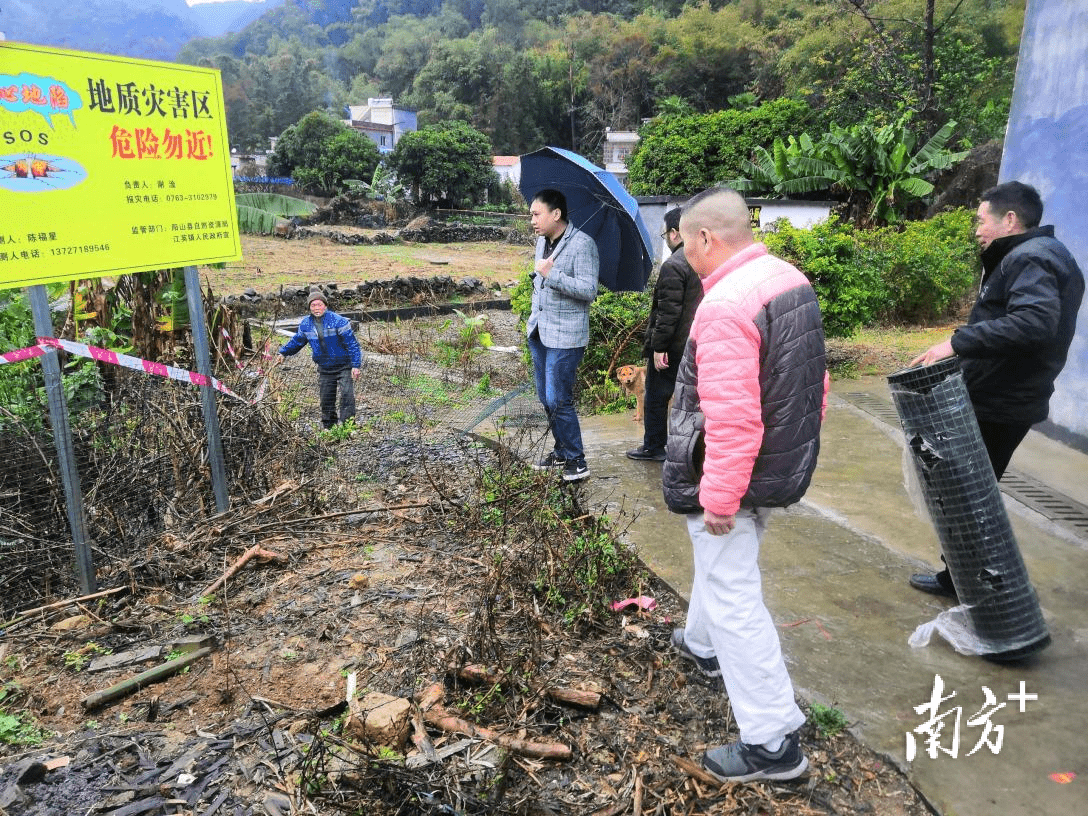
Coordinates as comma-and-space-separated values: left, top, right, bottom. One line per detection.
0, 42, 242, 290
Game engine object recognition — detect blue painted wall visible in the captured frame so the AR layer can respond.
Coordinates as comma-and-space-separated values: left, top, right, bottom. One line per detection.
1001, 1, 1088, 442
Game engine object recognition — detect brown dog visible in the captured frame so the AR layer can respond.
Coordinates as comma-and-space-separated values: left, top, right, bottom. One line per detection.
616, 364, 647, 422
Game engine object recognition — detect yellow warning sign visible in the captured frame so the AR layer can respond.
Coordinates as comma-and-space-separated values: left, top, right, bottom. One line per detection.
0, 41, 241, 289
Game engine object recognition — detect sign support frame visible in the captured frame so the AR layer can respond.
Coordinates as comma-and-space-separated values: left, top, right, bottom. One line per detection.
184, 265, 229, 513
28, 283, 97, 595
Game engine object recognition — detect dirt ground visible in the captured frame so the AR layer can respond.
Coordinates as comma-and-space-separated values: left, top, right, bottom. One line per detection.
204, 233, 533, 296
220, 233, 947, 373
0, 235, 939, 815
0, 440, 933, 816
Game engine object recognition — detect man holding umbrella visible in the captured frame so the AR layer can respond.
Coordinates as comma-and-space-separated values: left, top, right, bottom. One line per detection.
527, 189, 600, 482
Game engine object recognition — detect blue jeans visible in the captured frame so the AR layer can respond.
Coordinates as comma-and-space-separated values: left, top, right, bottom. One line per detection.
528, 330, 586, 463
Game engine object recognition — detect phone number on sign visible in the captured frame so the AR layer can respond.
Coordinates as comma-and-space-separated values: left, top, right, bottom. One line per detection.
165, 193, 219, 202
50, 244, 111, 256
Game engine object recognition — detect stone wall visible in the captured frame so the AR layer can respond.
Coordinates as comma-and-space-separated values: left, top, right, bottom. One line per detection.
221, 275, 498, 315
291, 226, 398, 245
398, 216, 520, 244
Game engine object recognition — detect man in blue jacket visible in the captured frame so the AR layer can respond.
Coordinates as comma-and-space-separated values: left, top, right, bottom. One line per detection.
277, 289, 363, 429
909, 181, 1084, 597
526, 189, 600, 482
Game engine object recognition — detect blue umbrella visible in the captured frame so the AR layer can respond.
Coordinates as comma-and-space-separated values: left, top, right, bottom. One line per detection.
519, 146, 654, 292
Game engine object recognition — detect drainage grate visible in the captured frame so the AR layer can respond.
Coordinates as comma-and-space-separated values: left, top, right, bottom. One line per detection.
998, 471, 1088, 539
844, 392, 1088, 541
845, 392, 903, 427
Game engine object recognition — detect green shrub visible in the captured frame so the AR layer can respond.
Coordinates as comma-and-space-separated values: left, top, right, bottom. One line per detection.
472, 461, 643, 626
0, 682, 47, 746
0, 291, 43, 428
763, 209, 979, 335
582, 289, 650, 408
0, 289, 105, 431
628, 99, 812, 196
762, 216, 885, 339
584, 289, 649, 373
809, 702, 849, 738
870, 209, 979, 324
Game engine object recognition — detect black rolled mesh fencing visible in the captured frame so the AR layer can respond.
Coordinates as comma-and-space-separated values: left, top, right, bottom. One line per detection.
888, 357, 1050, 660
1, 385, 78, 610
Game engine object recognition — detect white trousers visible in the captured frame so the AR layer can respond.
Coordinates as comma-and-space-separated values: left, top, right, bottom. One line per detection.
684, 509, 806, 746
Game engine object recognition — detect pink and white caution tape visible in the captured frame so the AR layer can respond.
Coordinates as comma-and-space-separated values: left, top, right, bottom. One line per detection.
0, 345, 47, 365
221, 327, 275, 402
220, 327, 244, 371
2, 337, 254, 404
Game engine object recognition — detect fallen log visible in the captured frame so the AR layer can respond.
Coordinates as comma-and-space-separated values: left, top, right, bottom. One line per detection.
455, 664, 602, 709
409, 707, 437, 763
545, 686, 602, 709
421, 705, 572, 761
416, 683, 570, 760
200, 544, 286, 598
457, 665, 499, 685
2, 587, 126, 628
82, 647, 214, 711
241, 502, 436, 535
589, 801, 628, 816
415, 682, 445, 711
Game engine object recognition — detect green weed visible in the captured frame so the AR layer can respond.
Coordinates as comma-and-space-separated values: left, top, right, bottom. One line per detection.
809, 702, 849, 738
459, 682, 505, 717
63, 642, 111, 672
0, 683, 47, 746
317, 417, 358, 442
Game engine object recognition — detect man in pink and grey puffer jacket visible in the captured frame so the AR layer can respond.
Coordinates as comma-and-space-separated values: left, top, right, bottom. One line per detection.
662, 187, 828, 784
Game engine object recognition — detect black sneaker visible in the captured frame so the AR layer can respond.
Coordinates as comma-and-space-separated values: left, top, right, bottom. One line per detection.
671, 628, 721, 677
626, 446, 666, 462
702, 730, 808, 783
562, 460, 590, 481
532, 451, 566, 470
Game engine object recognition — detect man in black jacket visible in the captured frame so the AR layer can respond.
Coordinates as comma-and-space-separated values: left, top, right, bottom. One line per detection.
627, 206, 704, 461
909, 180, 1085, 597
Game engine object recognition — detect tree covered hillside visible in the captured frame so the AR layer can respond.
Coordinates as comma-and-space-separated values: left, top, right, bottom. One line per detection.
1, 0, 287, 61
179, 0, 1024, 165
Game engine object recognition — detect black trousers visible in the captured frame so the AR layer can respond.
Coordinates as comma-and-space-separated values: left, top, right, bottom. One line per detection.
642, 356, 680, 454
318, 367, 355, 428
976, 419, 1032, 480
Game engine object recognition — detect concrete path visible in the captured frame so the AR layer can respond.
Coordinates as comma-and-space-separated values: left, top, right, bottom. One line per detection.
577, 375, 1088, 816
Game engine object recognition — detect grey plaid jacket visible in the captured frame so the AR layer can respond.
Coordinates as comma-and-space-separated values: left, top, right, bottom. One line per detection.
526, 223, 599, 349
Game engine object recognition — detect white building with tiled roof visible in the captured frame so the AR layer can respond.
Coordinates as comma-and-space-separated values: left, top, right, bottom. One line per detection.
345, 98, 417, 154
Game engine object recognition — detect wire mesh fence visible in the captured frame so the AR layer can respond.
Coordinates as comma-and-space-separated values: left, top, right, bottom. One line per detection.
1, 363, 317, 615
0, 307, 546, 620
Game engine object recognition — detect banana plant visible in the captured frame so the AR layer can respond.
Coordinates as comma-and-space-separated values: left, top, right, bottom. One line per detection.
726, 134, 840, 198
815, 117, 968, 225
236, 193, 317, 235
727, 116, 967, 226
